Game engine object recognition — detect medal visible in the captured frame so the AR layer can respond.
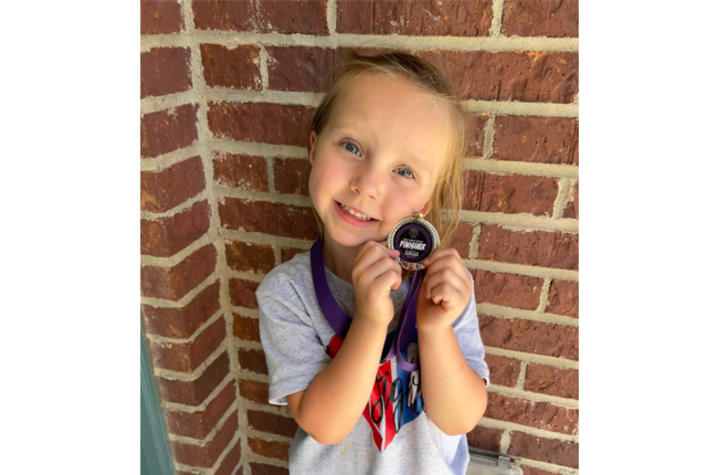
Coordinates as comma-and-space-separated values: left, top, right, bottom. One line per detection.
386, 212, 440, 271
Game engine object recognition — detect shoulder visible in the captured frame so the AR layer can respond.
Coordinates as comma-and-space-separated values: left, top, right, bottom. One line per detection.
256, 250, 312, 299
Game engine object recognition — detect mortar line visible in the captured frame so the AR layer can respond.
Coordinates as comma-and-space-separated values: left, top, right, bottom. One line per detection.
141, 190, 209, 220
140, 144, 203, 171
468, 223, 481, 259
488, 384, 577, 409
167, 398, 238, 445
211, 138, 307, 159
481, 114, 495, 159
484, 347, 578, 370
461, 157, 578, 179
327, 0, 337, 35
478, 418, 578, 442
465, 259, 577, 281
552, 177, 572, 218
182, 0, 255, 467
141, 31, 578, 52
144, 309, 225, 345
515, 362, 528, 391
537, 278, 552, 313
141, 272, 219, 308
458, 210, 578, 233
141, 233, 213, 268
477, 303, 578, 327
490, 0, 505, 38
161, 374, 236, 414
216, 185, 313, 207
154, 341, 227, 381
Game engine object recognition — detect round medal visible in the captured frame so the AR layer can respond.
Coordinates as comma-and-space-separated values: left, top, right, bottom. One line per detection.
387, 212, 440, 270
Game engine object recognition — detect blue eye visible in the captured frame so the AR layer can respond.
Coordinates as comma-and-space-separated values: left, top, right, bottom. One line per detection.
342, 141, 361, 156
394, 167, 415, 179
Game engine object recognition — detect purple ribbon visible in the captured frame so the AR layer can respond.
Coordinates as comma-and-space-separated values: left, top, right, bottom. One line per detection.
310, 237, 422, 371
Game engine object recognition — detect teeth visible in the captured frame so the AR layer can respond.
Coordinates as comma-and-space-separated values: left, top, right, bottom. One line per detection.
340, 203, 372, 221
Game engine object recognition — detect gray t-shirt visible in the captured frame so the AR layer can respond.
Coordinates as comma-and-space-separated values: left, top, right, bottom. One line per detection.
256, 251, 490, 475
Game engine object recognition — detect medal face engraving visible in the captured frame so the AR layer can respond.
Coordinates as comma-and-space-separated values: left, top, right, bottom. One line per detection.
387, 213, 440, 270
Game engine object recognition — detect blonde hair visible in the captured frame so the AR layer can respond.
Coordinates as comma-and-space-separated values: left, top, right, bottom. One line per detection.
309, 50, 465, 245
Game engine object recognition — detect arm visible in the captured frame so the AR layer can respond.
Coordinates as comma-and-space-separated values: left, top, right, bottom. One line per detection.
287, 242, 402, 444
416, 249, 488, 435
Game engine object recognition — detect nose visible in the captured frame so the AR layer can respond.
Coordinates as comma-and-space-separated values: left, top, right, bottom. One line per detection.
349, 163, 382, 199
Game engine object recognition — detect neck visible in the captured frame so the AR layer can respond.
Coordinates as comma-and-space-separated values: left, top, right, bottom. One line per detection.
321, 235, 359, 283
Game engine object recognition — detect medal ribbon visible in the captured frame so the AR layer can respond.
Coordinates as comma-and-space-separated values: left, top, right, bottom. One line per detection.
310, 237, 421, 371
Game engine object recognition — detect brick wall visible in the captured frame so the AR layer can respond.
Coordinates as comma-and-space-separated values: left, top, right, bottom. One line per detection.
140, 1, 578, 474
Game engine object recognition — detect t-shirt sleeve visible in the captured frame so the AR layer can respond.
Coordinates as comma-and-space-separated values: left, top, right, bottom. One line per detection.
452, 271, 491, 387
257, 272, 331, 406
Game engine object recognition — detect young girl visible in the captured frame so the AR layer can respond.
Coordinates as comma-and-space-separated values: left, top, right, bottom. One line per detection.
257, 51, 489, 474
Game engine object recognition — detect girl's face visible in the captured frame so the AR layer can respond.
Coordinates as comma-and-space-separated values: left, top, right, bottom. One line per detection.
308, 72, 453, 253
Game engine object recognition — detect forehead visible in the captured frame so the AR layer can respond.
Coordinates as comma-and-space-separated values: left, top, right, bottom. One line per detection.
327, 72, 454, 170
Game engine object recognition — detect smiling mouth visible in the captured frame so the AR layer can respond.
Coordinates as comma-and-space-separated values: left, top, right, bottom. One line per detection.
336, 201, 376, 222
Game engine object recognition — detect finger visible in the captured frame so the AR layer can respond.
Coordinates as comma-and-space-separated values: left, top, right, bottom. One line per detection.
355, 254, 402, 289
423, 247, 461, 267
422, 267, 467, 301
353, 242, 399, 276
423, 259, 469, 299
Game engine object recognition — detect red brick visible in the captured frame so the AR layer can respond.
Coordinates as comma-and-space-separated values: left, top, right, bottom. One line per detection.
219, 198, 318, 240
280, 246, 308, 263
215, 438, 242, 475
141, 156, 205, 213
508, 431, 578, 468
201, 43, 261, 90
479, 314, 578, 360
337, 0, 492, 36
164, 381, 236, 439
213, 152, 268, 191
171, 411, 239, 467
485, 354, 521, 387
141, 104, 198, 158
207, 102, 314, 147
192, 0, 253, 31
143, 281, 220, 338
466, 426, 503, 453
233, 314, 260, 341
462, 171, 558, 216
251, 463, 288, 475
546, 280, 578, 318
502, 0, 578, 38
141, 201, 211, 257
524, 364, 578, 399
193, 0, 328, 35
444, 221, 476, 259
465, 113, 488, 157
273, 158, 310, 196
266, 47, 337, 92
248, 437, 289, 462
229, 278, 259, 308
141, 0, 184, 34
148, 317, 226, 373
226, 241, 275, 274
423, 51, 578, 103
486, 393, 577, 435
476, 225, 578, 270
238, 348, 268, 375
141, 244, 216, 300
156, 352, 230, 405
247, 410, 298, 438
563, 181, 578, 219
473, 270, 543, 310
239, 379, 269, 404
257, 0, 328, 35
493, 116, 578, 165
141, 47, 192, 98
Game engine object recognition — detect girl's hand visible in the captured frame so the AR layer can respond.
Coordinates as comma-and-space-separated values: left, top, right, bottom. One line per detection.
351, 241, 402, 327
416, 248, 472, 333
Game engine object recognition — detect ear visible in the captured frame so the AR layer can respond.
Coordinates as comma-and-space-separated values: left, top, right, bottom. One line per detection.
418, 199, 432, 217
308, 131, 317, 165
